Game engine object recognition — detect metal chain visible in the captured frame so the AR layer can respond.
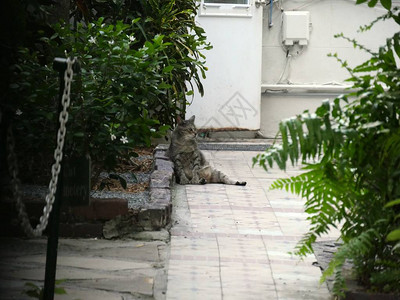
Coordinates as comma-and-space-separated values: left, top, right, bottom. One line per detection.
7, 57, 76, 237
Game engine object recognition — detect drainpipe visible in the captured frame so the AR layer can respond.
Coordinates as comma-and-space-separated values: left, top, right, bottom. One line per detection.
268, 0, 273, 27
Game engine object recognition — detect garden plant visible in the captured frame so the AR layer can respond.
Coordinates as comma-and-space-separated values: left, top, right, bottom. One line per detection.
3, 0, 211, 185
254, 0, 400, 297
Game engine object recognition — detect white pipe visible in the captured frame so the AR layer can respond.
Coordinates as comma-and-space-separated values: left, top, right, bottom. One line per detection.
261, 83, 354, 94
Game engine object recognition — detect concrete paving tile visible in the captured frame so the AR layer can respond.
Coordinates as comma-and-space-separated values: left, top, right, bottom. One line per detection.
270, 262, 327, 294
269, 200, 305, 210
4, 266, 124, 281
55, 287, 124, 300
75, 276, 154, 296
0, 279, 33, 300
251, 168, 291, 179
220, 263, 273, 282
211, 151, 245, 161
86, 242, 163, 262
275, 211, 309, 220
167, 263, 222, 300
0, 236, 168, 299
0, 238, 47, 258
277, 290, 332, 300
167, 287, 222, 300
223, 290, 278, 300
16, 255, 152, 271
168, 149, 336, 300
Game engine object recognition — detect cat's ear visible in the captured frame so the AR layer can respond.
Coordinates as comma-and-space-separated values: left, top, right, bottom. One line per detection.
176, 115, 183, 125
188, 115, 195, 123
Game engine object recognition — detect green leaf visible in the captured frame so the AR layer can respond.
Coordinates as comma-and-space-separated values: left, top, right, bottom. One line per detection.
384, 199, 400, 208
368, 0, 378, 7
356, 0, 368, 3
387, 229, 400, 241
54, 287, 67, 295
163, 65, 174, 73
393, 33, 400, 58
73, 132, 85, 137
55, 279, 67, 285
158, 82, 172, 89
393, 13, 400, 25
380, 0, 391, 10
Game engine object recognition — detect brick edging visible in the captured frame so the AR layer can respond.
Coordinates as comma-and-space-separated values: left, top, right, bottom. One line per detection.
136, 145, 174, 231
65, 145, 175, 238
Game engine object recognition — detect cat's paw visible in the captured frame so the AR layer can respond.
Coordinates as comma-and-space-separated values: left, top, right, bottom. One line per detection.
190, 175, 201, 185
178, 177, 190, 185
235, 181, 247, 186
199, 178, 207, 185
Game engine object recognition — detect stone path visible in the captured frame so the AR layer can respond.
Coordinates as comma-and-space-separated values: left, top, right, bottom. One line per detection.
166, 150, 339, 300
0, 233, 169, 299
0, 148, 341, 300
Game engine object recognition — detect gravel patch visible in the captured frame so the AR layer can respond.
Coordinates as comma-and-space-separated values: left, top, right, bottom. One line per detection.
90, 190, 150, 209
99, 172, 151, 184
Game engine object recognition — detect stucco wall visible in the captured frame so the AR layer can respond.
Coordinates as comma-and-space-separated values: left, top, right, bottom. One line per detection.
186, 2, 263, 130
186, 0, 398, 136
261, 0, 399, 137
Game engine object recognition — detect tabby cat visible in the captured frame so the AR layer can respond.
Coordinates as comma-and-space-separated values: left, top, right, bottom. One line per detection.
167, 116, 247, 186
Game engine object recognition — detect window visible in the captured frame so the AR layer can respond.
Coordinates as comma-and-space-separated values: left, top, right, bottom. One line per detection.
200, 0, 252, 17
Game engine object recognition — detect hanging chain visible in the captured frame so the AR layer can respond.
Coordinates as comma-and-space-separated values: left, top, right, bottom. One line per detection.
7, 57, 76, 237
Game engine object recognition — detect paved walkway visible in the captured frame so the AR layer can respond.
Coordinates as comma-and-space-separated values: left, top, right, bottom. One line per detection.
166, 150, 339, 300
0, 149, 340, 299
0, 233, 169, 299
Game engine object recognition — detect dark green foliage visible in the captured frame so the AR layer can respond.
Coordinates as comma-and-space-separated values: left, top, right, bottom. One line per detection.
4, 0, 210, 184
254, 0, 400, 296
69, 0, 212, 125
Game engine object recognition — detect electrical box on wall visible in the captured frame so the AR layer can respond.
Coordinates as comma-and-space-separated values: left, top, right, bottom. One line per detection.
282, 11, 310, 46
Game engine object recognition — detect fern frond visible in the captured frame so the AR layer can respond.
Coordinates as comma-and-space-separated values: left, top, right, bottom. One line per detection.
271, 163, 353, 259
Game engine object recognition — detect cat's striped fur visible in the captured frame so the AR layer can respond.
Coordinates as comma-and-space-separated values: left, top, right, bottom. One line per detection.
166, 116, 247, 186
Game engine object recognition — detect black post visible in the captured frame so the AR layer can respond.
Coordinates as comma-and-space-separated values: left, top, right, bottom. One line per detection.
43, 58, 79, 300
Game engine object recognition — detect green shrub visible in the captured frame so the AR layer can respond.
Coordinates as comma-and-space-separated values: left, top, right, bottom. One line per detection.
7, 0, 210, 183
11, 18, 169, 180
69, 0, 212, 125
254, 0, 400, 296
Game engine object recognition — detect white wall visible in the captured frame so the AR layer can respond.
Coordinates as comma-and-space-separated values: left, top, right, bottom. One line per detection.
261, 0, 399, 137
186, 1, 263, 130
186, 0, 398, 136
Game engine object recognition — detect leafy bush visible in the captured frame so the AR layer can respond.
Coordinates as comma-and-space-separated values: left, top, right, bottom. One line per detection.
254, 0, 400, 296
11, 18, 168, 181
69, 0, 212, 125
6, 0, 210, 183
52, 18, 171, 168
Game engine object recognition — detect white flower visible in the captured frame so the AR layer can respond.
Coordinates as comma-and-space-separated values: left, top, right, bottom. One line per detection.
110, 134, 116, 141
15, 109, 23, 116
120, 136, 128, 144
128, 35, 136, 42
89, 36, 96, 44
108, 40, 115, 45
